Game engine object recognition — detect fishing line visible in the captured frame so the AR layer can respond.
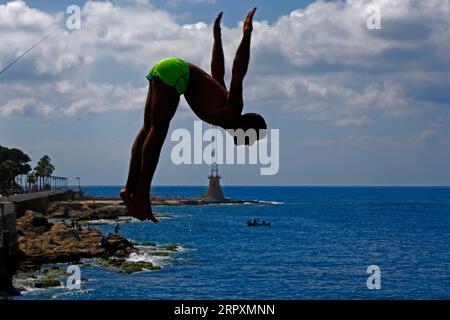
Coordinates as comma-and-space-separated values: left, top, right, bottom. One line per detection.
0, 28, 57, 76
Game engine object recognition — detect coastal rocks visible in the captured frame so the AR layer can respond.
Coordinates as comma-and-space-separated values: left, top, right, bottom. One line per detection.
34, 277, 61, 288
102, 258, 161, 273
101, 233, 134, 257
89, 206, 128, 220
163, 244, 179, 252
97, 242, 185, 274
16, 211, 135, 269
16, 210, 52, 236
13, 266, 88, 291
120, 262, 160, 273
46, 201, 128, 220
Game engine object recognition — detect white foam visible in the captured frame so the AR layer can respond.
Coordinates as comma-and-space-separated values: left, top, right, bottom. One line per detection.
258, 200, 283, 205
126, 252, 169, 266
135, 243, 187, 252
174, 245, 187, 252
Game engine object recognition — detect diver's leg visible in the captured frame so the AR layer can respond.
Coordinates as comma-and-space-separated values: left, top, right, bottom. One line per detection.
132, 79, 180, 222
120, 84, 153, 219
227, 8, 256, 115
211, 12, 227, 90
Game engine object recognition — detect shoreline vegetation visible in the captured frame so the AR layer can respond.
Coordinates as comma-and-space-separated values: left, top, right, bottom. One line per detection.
1, 145, 62, 196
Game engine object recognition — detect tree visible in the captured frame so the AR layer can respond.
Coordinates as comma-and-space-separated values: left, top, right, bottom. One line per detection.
0, 145, 31, 175
0, 160, 20, 193
27, 172, 37, 191
34, 155, 55, 190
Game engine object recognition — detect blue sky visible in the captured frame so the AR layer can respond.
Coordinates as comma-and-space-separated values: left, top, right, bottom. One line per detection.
24, 0, 319, 24
0, 0, 449, 186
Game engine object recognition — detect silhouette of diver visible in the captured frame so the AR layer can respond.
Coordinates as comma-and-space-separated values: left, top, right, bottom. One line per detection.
121, 8, 266, 222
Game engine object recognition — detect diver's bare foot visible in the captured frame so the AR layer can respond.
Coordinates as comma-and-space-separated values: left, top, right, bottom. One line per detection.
243, 7, 256, 33
131, 193, 159, 223
120, 188, 144, 221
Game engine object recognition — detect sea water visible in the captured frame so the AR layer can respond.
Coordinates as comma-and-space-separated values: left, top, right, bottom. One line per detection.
14, 186, 450, 300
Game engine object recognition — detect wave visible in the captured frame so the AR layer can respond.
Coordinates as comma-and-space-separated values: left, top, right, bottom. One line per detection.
126, 252, 170, 266
256, 200, 283, 205
135, 243, 186, 252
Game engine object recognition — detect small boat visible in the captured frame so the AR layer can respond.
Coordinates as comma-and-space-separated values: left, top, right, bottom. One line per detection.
247, 219, 271, 227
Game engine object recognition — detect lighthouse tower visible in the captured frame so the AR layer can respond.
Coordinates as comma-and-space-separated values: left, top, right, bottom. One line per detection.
206, 126, 226, 200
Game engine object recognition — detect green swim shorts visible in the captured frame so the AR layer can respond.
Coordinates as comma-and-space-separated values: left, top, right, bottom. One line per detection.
147, 57, 190, 95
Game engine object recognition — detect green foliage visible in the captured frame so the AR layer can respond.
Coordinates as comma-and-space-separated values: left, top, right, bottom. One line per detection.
34, 155, 55, 190
27, 172, 37, 190
0, 145, 31, 175
35, 155, 55, 177
0, 145, 32, 191
0, 160, 19, 188
0, 147, 57, 193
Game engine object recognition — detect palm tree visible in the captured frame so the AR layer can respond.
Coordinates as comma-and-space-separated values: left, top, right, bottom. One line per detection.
27, 172, 37, 192
34, 155, 55, 191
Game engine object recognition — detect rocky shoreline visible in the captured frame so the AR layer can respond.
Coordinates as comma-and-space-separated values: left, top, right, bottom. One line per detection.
17, 210, 135, 270
81, 196, 263, 206
46, 201, 128, 220
8, 200, 182, 294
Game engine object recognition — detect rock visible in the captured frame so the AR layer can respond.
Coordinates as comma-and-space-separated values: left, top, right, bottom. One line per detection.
163, 244, 179, 252
104, 258, 126, 268
150, 252, 169, 257
47, 201, 86, 214
120, 262, 160, 274
141, 242, 157, 246
16, 211, 135, 269
101, 258, 161, 273
34, 277, 61, 288
88, 206, 126, 220
46, 201, 128, 220
16, 210, 52, 236
102, 233, 135, 257
42, 267, 66, 277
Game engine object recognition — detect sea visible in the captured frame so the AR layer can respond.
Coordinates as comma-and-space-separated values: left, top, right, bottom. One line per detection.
12, 186, 450, 300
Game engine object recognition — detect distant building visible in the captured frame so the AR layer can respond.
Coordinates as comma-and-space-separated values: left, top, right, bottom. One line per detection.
206, 163, 225, 200
205, 127, 226, 200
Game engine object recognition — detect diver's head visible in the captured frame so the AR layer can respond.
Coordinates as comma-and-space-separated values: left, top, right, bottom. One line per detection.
232, 113, 267, 146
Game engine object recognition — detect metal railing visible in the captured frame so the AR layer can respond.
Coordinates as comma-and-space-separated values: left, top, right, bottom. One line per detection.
13, 174, 68, 193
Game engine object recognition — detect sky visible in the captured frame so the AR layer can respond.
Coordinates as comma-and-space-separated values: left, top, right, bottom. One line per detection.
0, 0, 449, 186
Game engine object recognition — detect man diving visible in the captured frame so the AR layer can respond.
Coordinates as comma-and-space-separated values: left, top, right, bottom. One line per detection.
120, 8, 267, 222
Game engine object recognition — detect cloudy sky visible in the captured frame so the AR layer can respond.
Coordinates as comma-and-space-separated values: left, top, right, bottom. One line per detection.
0, 0, 449, 186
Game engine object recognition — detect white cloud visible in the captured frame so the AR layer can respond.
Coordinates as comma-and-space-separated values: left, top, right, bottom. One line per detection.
417, 129, 439, 147
0, 97, 54, 117
0, 0, 449, 126
335, 115, 373, 127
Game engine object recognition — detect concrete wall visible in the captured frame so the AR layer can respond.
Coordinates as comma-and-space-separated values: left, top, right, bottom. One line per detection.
0, 191, 74, 293
0, 202, 18, 293
12, 190, 73, 218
